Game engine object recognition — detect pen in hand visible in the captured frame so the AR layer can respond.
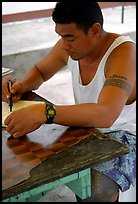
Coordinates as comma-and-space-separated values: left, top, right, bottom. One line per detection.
8, 80, 13, 112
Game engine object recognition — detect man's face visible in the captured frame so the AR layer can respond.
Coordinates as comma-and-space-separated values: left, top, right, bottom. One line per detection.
55, 23, 96, 60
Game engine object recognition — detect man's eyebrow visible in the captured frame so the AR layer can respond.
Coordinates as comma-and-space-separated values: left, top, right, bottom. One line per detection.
55, 31, 73, 38
59, 34, 74, 38
62, 34, 74, 38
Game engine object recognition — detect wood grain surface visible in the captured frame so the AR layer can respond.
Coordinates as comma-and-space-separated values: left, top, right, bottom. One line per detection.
2, 124, 97, 190
2, 92, 130, 200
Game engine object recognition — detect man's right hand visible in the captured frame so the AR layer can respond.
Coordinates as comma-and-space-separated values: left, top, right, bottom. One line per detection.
2, 76, 25, 103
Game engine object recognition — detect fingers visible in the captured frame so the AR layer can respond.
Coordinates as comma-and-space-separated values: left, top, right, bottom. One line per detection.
12, 131, 24, 138
2, 81, 10, 102
2, 78, 16, 102
4, 115, 24, 138
6, 126, 23, 138
4, 116, 16, 136
10, 83, 22, 102
2, 78, 23, 102
4, 113, 12, 127
6, 125, 24, 138
6, 123, 15, 135
2, 89, 8, 102
4, 109, 27, 138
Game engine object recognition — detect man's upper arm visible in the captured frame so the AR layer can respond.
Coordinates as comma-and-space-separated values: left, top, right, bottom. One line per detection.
34, 39, 69, 81
98, 41, 136, 120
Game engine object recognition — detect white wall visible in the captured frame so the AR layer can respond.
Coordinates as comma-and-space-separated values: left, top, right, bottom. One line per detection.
2, 2, 57, 14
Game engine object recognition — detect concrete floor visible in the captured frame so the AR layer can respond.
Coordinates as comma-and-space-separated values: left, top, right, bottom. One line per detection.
2, 4, 136, 202
37, 185, 77, 202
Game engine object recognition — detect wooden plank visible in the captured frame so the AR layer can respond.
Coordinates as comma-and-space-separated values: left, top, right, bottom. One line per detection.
98, 2, 136, 8
2, 128, 129, 200
2, 2, 136, 23
2, 8, 53, 23
3, 169, 90, 202
2, 92, 130, 201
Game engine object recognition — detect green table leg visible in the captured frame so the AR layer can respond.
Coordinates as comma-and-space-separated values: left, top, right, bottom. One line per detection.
66, 168, 91, 199
2, 168, 91, 202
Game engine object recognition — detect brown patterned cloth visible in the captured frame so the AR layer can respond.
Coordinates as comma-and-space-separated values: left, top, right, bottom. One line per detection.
2, 124, 97, 190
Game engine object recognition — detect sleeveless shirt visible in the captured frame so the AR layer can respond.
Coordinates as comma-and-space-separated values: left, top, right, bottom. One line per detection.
68, 35, 136, 134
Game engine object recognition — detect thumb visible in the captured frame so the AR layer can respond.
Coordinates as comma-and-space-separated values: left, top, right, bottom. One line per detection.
10, 82, 20, 94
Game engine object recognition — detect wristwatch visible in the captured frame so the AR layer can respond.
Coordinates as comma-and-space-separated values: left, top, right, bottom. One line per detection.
45, 103, 56, 124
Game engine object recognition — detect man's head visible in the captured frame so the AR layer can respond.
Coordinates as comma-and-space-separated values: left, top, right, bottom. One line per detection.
52, 2, 103, 33
52, 2, 105, 60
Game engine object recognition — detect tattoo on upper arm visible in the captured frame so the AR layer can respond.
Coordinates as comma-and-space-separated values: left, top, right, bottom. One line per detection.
103, 74, 132, 96
110, 74, 127, 81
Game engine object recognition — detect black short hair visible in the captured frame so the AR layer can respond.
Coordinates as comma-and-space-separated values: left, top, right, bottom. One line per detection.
52, 2, 103, 33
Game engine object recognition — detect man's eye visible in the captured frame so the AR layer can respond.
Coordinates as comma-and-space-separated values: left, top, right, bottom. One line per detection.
64, 37, 74, 42
67, 39, 74, 42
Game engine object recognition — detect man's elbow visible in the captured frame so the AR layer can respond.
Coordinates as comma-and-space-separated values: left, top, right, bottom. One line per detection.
101, 113, 118, 128
103, 119, 114, 128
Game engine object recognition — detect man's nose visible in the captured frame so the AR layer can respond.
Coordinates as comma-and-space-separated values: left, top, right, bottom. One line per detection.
61, 39, 71, 50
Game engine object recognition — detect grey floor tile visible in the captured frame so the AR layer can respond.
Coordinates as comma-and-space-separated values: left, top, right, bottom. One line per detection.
37, 185, 77, 202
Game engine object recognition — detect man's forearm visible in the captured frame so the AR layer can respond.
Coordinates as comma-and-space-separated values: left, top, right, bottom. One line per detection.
19, 65, 44, 93
53, 103, 114, 128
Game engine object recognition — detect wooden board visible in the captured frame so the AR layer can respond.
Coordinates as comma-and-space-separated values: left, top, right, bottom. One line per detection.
2, 125, 98, 190
2, 92, 130, 199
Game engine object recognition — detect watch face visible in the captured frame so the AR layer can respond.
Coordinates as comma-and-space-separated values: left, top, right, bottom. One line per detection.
47, 105, 56, 117
48, 109, 55, 116
45, 104, 56, 124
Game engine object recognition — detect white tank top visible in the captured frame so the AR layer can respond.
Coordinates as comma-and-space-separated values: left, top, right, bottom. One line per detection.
68, 35, 136, 134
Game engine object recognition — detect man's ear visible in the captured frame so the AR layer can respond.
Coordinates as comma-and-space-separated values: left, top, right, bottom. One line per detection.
88, 23, 101, 37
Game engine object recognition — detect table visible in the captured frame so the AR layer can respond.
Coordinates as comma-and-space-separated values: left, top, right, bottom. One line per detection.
2, 67, 13, 77
2, 92, 130, 202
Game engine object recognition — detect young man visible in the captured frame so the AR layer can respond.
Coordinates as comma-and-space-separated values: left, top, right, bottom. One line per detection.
2, 2, 136, 202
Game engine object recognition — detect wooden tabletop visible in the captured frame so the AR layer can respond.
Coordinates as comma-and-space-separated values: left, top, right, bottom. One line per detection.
2, 91, 130, 200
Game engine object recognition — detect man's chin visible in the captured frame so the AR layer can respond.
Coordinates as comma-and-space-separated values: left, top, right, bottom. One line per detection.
69, 55, 81, 61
